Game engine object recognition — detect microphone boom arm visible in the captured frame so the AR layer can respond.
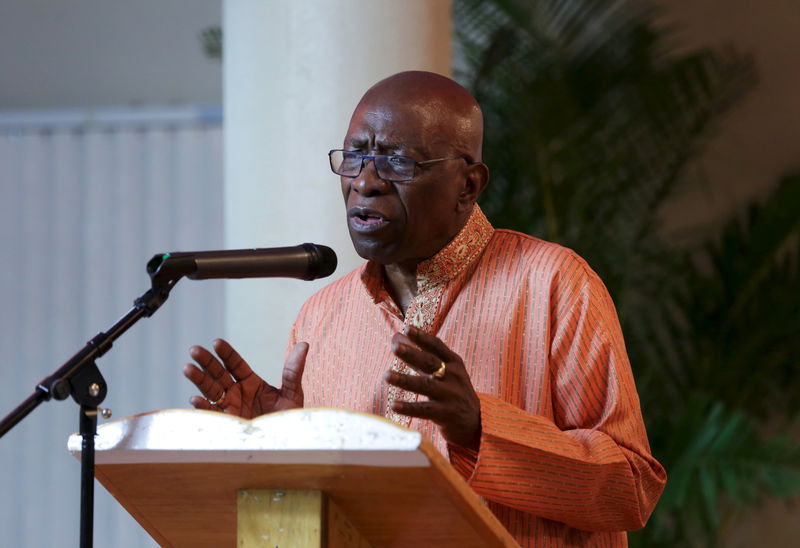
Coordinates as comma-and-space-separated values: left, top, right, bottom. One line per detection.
0, 242, 336, 547
0, 273, 182, 548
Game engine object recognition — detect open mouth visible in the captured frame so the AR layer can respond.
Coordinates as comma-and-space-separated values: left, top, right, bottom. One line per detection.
348, 208, 388, 231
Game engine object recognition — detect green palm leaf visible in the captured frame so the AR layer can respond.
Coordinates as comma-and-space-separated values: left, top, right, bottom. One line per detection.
637, 396, 800, 547
669, 174, 800, 418
455, 0, 754, 307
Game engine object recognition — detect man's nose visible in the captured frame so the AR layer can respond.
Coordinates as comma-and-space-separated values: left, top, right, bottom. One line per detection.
351, 157, 389, 196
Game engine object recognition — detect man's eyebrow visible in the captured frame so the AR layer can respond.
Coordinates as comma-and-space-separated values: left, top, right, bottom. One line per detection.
377, 140, 403, 151
344, 137, 406, 153
345, 137, 367, 149
369, 137, 408, 154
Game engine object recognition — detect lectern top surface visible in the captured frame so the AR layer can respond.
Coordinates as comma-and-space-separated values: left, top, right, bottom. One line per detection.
68, 408, 428, 467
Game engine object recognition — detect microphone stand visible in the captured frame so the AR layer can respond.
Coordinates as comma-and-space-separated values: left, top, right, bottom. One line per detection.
0, 275, 182, 548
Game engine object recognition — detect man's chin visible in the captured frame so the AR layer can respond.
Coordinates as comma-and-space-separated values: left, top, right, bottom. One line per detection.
350, 237, 397, 265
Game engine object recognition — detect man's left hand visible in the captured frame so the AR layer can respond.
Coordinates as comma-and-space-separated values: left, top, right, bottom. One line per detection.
385, 326, 481, 450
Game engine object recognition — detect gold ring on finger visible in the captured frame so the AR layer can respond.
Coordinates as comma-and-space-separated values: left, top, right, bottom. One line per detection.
208, 390, 226, 407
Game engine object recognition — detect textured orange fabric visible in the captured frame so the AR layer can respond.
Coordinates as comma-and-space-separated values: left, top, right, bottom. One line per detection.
290, 206, 666, 547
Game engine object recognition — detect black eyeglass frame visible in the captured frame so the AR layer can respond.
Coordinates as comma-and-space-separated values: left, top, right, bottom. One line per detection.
328, 149, 468, 183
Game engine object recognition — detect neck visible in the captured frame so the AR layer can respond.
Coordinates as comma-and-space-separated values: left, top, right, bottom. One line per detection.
381, 208, 477, 315
384, 262, 418, 316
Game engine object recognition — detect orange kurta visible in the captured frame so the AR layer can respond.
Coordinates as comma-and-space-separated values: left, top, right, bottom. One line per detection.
290, 206, 666, 547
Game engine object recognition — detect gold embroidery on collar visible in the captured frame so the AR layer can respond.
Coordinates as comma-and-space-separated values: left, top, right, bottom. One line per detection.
416, 205, 494, 293
386, 205, 494, 426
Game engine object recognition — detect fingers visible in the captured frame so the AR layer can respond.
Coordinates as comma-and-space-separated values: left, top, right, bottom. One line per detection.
185, 339, 247, 408
389, 399, 444, 421
188, 344, 234, 390
182, 361, 205, 386
384, 369, 444, 399
281, 342, 309, 404
186, 339, 254, 384
386, 328, 482, 449
183, 362, 226, 402
392, 334, 443, 376
212, 339, 255, 383
403, 326, 460, 362
183, 365, 221, 412
189, 394, 216, 411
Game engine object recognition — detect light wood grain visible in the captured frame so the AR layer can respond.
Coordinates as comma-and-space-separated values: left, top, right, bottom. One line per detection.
96, 459, 517, 547
238, 489, 322, 547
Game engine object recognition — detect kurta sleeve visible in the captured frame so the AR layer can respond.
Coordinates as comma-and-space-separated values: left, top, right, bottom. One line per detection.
449, 254, 666, 532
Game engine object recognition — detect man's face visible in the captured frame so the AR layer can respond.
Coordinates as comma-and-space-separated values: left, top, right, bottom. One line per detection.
340, 99, 465, 268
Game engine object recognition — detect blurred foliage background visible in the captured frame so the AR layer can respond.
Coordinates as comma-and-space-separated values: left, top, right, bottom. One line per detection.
453, 0, 800, 545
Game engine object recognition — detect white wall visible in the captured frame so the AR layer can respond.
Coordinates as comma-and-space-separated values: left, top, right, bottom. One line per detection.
223, 0, 453, 381
0, 113, 224, 547
0, 2, 225, 546
0, 0, 222, 108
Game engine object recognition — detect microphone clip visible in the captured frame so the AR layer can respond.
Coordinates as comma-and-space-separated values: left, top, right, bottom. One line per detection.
146, 252, 195, 286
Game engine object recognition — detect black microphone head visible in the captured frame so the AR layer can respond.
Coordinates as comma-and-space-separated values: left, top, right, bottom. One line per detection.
301, 243, 337, 280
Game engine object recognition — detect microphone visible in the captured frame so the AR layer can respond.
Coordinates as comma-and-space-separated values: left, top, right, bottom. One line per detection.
146, 243, 337, 284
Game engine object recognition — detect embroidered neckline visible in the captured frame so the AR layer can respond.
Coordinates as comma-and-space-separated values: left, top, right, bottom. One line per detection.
360, 204, 495, 302
378, 205, 493, 425
416, 205, 494, 292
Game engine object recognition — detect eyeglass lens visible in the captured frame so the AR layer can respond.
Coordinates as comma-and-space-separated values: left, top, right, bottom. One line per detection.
331, 150, 416, 181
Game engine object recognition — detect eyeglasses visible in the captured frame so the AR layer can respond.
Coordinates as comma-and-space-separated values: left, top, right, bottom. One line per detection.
328, 149, 466, 183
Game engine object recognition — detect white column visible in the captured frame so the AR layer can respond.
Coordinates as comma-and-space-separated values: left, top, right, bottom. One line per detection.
224, 0, 452, 382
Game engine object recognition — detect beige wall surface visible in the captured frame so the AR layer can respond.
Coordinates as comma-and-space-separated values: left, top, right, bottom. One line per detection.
652, 0, 800, 241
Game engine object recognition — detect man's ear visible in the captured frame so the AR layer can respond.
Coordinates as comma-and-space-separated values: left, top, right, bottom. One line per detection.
456, 162, 489, 213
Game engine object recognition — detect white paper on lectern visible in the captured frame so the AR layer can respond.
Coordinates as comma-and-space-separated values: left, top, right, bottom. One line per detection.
67, 408, 430, 467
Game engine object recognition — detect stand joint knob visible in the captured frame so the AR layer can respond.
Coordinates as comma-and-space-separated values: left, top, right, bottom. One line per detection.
84, 407, 112, 419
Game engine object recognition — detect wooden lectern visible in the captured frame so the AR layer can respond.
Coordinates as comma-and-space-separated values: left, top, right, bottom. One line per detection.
68, 408, 519, 547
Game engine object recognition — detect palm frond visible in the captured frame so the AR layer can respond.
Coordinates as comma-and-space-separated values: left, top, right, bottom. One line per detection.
454, 0, 754, 307
671, 174, 800, 418
636, 396, 800, 547
454, 0, 800, 544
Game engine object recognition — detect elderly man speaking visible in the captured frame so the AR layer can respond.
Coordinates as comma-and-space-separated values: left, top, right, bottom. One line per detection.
183, 71, 666, 546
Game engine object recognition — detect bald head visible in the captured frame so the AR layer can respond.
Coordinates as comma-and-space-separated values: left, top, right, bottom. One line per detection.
354, 71, 484, 162
339, 71, 490, 267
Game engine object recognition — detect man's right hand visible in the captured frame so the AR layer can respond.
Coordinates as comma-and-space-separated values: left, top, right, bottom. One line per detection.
182, 338, 308, 419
